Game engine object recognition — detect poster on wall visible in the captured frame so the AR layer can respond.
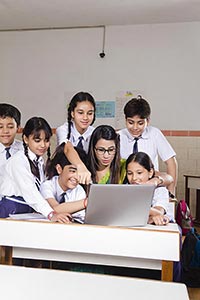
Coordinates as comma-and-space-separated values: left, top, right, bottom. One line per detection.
96, 101, 115, 118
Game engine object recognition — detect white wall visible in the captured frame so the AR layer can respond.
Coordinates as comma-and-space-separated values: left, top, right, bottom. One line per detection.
0, 22, 200, 129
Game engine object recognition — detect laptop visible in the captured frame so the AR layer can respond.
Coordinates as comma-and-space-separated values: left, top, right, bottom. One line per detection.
84, 184, 155, 227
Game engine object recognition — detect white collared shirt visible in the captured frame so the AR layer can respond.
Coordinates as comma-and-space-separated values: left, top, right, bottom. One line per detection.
119, 126, 176, 170
56, 121, 95, 153
40, 176, 86, 222
152, 186, 169, 211
152, 186, 174, 220
0, 140, 23, 177
0, 149, 53, 218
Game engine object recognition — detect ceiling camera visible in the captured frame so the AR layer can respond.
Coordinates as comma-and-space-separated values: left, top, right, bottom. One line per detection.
99, 52, 105, 58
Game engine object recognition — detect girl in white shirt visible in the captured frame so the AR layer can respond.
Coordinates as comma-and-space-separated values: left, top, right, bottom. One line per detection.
125, 151, 171, 226
56, 91, 96, 153
0, 117, 70, 223
40, 142, 87, 223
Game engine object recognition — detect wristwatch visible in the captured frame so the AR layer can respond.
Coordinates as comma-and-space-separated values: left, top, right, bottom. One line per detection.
169, 191, 176, 199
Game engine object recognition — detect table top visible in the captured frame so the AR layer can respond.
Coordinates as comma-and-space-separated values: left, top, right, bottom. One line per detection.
0, 265, 189, 300
0, 219, 180, 261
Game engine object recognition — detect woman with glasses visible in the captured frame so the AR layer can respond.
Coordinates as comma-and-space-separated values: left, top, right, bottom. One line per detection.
87, 125, 173, 186
88, 125, 126, 184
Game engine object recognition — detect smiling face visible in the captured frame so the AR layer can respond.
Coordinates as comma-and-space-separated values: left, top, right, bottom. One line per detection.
126, 161, 154, 185
0, 117, 19, 147
71, 101, 95, 134
23, 130, 50, 157
56, 164, 78, 191
125, 115, 149, 137
94, 138, 116, 168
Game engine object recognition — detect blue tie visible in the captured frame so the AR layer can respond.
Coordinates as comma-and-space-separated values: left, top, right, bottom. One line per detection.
133, 138, 139, 155
5, 147, 11, 159
77, 136, 84, 150
60, 193, 66, 204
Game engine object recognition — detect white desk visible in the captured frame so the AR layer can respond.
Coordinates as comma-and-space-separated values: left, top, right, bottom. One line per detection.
0, 265, 189, 300
0, 219, 180, 281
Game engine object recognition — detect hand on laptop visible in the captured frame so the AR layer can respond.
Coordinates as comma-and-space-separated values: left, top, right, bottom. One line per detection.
148, 214, 169, 226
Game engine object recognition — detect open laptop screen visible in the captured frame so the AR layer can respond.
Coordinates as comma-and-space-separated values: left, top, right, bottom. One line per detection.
84, 184, 155, 227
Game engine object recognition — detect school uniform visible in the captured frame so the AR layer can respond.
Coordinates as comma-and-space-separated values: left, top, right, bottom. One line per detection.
56, 121, 95, 153
40, 176, 86, 223
0, 140, 23, 178
97, 159, 126, 184
0, 149, 53, 218
152, 186, 172, 215
119, 126, 176, 170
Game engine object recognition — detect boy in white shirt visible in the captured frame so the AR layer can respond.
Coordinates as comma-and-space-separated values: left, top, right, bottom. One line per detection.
40, 143, 87, 223
118, 96, 177, 195
0, 103, 23, 178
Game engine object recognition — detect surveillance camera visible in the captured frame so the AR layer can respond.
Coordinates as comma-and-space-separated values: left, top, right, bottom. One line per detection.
99, 52, 105, 58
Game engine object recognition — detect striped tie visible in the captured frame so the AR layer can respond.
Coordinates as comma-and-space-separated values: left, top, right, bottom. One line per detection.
35, 177, 41, 191
33, 159, 41, 190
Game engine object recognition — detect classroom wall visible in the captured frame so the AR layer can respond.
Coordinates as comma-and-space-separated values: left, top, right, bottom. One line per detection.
159, 136, 200, 217
0, 21, 200, 129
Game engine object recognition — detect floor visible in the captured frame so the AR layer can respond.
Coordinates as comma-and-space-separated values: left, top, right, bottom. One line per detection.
187, 288, 200, 300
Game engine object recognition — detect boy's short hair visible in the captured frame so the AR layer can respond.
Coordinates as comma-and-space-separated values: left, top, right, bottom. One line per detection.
45, 142, 72, 179
0, 103, 21, 127
123, 96, 151, 119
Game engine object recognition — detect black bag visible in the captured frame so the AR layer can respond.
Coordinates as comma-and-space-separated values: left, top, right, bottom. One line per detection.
181, 227, 200, 287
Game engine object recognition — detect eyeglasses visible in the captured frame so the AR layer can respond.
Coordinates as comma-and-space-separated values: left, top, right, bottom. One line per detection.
95, 147, 116, 155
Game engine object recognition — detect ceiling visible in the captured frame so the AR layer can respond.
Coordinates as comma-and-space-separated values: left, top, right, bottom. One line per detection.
0, 0, 200, 31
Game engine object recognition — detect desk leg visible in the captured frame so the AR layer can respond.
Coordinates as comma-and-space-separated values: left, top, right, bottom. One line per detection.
0, 246, 13, 265
185, 176, 190, 206
194, 190, 200, 226
161, 261, 173, 281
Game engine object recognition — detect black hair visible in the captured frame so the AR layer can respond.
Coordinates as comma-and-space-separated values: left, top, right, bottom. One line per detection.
124, 151, 155, 184
67, 91, 96, 139
46, 143, 89, 185
88, 125, 120, 184
0, 103, 21, 127
123, 95, 151, 119
22, 117, 52, 179
45, 142, 72, 179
